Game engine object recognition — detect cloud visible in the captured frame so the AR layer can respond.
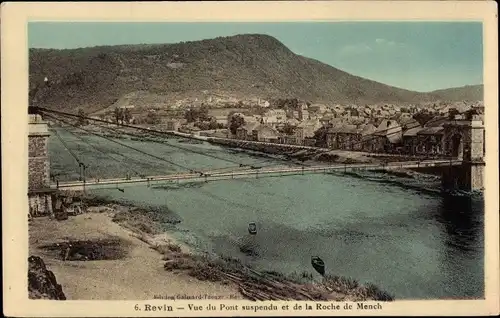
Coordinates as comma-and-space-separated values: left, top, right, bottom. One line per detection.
338, 43, 373, 55
375, 38, 399, 46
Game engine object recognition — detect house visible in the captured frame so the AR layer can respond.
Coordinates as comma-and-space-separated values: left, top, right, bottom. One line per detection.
325, 123, 345, 149
294, 119, 323, 145
414, 126, 445, 156
326, 123, 376, 151
236, 122, 260, 140
399, 117, 420, 131
298, 109, 309, 121
368, 119, 403, 153
165, 119, 181, 131
357, 123, 377, 151
308, 104, 328, 114
279, 135, 299, 145
252, 124, 282, 143
214, 115, 228, 127
258, 99, 271, 107
402, 126, 424, 155
303, 137, 317, 147
287, 118, 300, 126
263, 109, 287, 122
335, 124, 359, 150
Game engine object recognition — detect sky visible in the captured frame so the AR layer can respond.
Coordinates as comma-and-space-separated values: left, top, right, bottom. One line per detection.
28, 22, 483, 92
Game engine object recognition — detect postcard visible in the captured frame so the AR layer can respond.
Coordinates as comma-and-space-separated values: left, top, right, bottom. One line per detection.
1, 1, 499, 317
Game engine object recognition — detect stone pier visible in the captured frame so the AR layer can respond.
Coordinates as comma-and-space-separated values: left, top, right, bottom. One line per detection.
441, 114, 485, 192
28, 113, 55, 217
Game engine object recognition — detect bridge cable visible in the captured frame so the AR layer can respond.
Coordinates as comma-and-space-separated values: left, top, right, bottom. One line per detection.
53, 116, 245, 175
47, 111, 297, 172
50, 119, 148, 178
43, 113, 199, 173
50, 127, 96, 180
50, 118, 155, 175
96, 122, 311, 170
38, 107, 194, 139
37, 106, 310, 169
96, 122, 256, 167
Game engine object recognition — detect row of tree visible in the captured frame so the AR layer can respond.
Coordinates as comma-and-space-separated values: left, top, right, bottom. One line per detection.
114, 107, 133, 125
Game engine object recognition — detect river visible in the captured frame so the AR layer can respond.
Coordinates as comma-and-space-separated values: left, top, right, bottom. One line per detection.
49, 128, 484, 300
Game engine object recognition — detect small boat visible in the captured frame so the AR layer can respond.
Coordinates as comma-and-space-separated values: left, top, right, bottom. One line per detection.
311, 256, 325, 276
248, 222, 257, 235
117, 188, 125, 193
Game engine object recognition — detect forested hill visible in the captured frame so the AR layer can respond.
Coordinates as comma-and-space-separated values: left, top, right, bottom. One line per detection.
29, 34, 483, 113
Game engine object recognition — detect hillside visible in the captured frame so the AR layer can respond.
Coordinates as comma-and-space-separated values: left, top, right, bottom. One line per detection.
429, 84, 483, 102
29, 34, 483, 113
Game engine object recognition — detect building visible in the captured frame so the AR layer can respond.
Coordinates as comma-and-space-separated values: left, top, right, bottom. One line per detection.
298, 109, 309, 121
165, 119, 181, 132
214, 115, 229, 127
252, 124, 282, 143
262, 109, 287, 125
235, 122, 260, 140
368, 119, 403, 153
308, 104, 328, 114
28, 114, 55, 217
414, 126, 445, 156
294, 119, 322, 145
325, 123, 376, 151
402, 126, 424, 155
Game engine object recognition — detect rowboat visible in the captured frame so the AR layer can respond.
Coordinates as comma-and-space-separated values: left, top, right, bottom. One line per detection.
311, 256, 325, 276
248, 222, 257, 235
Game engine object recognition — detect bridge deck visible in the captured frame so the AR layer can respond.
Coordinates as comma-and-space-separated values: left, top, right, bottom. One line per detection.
52, 159, 463, 191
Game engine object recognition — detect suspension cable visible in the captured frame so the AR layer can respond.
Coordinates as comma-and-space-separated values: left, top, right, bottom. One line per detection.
51, 127, 97, 180
38, 106, 310, 169
51, 119, 147, 177
95, 120, 309, 169
44, 113, 198, 173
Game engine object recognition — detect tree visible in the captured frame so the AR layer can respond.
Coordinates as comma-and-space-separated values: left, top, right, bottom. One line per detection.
412, 111, 434, 126
145, 112, 161, 125
229, 115, 245, 135
114, 107, 123, 125
123, 108, 132, 124
448, 108, 460, 120
312, 126, 329, 147
185, 106, 209, 123
348, 107, 359, 117
77, 109, 86, 126
281, 123, 296, 135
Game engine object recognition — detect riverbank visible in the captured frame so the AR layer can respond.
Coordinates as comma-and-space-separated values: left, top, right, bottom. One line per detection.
29, 192, 394, 301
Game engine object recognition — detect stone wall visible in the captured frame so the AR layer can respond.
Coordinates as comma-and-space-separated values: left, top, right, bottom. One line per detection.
29, 193, 53, 217
29, 158, 50, 190
469, 164, 485, 191
28, 115, 53, 217
28, 134, 50, 190
29, 136, 48, 157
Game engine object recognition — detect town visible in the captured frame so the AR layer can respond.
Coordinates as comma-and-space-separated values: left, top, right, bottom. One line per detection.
88, 97, 485, 158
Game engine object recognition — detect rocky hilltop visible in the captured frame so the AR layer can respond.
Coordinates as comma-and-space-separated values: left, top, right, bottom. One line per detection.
28, 255, 66, 300
29, 34, 483, 113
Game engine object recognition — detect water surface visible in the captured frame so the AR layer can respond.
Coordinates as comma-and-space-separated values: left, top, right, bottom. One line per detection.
49, 128, 484, 299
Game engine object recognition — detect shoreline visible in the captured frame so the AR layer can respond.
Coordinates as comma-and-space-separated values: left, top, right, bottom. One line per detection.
29, 191, 395, 301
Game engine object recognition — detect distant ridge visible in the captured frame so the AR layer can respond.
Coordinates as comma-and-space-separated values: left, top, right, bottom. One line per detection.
29, 34, 483, 113
428, 84, 483, 102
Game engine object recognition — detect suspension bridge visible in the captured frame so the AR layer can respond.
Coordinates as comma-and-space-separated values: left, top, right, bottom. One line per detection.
53, 159, 464, 191
28, 106, 485, 194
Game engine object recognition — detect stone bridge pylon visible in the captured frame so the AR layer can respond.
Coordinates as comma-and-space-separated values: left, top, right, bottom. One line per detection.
441, 113, 485, 191
28, 111, 55, 217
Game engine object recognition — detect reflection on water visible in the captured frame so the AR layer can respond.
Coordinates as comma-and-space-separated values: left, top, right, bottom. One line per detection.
436, 195, 483, 254
50, 131, 484, 300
